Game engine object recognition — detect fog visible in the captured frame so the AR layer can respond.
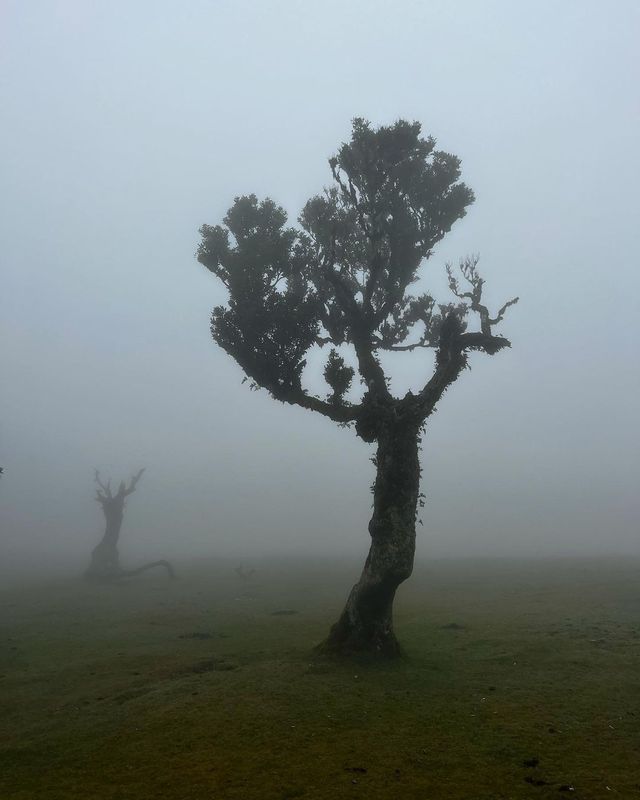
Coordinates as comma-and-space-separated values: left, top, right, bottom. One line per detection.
1, 0, 639, 582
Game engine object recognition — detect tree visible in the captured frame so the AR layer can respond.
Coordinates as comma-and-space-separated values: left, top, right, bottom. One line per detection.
197, 118, 517, 656
86, 469, 175, 581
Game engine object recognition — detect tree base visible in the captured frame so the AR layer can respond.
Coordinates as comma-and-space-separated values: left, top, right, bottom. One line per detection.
317, 616, 403, 659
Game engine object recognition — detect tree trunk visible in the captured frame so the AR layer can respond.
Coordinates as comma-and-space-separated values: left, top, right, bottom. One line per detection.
85, 504, 124, 581
321, 422, 420, 657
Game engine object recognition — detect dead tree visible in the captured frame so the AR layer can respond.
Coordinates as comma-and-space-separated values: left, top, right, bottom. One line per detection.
235, 565, 256, 580
86, 469, 174, 581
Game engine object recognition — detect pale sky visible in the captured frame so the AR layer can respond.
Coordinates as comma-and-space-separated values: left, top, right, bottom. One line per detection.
1, 0, 639, 574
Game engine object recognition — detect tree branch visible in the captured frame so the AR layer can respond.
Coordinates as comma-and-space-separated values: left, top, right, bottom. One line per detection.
447, 255, 518, 336
94, 470, 112, 504
488, 297, 519, 327
272, 384, 361, 424
321, 231, 391, 400
413, 313, 512, 420
371, 330, 437, 352
457, 331, 511, 355
124, 468, 145, 496
321, 232, 361, 320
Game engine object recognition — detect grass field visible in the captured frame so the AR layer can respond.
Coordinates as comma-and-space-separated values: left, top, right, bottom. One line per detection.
1, 557, 639, 799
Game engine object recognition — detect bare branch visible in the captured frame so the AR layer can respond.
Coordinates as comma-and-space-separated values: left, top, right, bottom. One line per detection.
488, 296, 519, 327
94, 470, 112, 500
124, 468, 145, 496
394, 342, 431, 352
447, 256, 518, 336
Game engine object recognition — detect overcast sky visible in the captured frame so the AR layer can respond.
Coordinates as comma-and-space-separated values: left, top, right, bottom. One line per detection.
1, 0, 639, 574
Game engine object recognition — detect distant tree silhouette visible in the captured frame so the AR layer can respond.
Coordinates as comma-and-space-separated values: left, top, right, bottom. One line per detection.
86, 469, 174, 581
197, 118, 517, 656
235, 565, 256, 580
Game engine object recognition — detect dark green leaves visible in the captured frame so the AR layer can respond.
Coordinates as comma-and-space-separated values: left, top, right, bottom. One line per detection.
211, 290, 318, 396
200, 195, 320, 397
323, 349, 355, 404
309, 118, 475, 343
198, 195, 297, 295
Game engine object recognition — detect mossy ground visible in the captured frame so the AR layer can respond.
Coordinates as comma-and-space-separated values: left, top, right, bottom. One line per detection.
1, 558, 639, 799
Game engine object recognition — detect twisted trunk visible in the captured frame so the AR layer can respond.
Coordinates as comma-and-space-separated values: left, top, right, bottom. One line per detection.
85, 503, 124, 581
86, 498, 175, 582
321, 422, 420, 656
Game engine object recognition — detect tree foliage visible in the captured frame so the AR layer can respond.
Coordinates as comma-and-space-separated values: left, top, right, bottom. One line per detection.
197, 118, 517, 440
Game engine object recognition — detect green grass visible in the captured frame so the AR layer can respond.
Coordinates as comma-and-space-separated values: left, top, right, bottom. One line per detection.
1, 557, 640, 799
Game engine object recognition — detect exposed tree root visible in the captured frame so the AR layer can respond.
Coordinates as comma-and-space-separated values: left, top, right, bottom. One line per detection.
120, 560, 176, 579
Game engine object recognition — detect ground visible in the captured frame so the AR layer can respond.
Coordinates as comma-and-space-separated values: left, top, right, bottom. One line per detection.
1, 557, 639, 799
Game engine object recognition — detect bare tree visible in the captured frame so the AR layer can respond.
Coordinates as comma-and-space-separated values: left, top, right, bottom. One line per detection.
235, 565, 256, 580
86, 469, 174, 581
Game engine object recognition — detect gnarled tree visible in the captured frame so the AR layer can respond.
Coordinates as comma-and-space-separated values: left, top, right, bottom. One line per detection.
197, 118, 517, 656
87, 469, 174, 581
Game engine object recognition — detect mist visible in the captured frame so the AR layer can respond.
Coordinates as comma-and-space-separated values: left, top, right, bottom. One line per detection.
2, 0, 639, 585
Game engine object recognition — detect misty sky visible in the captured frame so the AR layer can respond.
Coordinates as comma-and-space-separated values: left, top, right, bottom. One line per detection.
1, 0, 639, 573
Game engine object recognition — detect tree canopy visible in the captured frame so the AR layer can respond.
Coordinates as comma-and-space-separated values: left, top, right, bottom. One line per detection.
197, 118, 517, 442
